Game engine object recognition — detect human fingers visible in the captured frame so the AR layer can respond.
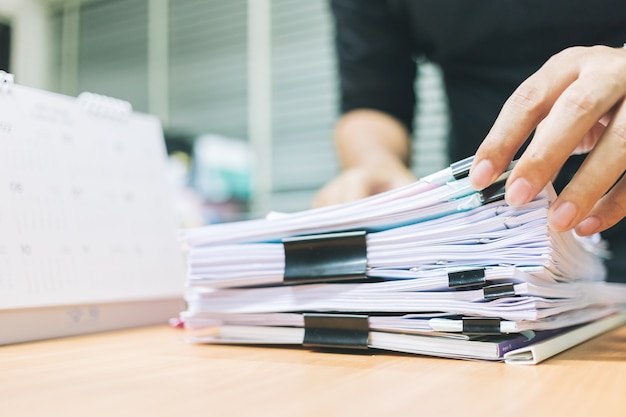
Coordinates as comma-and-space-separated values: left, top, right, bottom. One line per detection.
470, 48, 582, 190
572, 119, 607, 155
505, 71, 625, 209
312, 170, 372, 208
575, 174, 626, 236
312, 183, 349, 208
341, 170, 376, 202
339, 167, 416, 201
312, 165, 416, 208
549, 99, 626, 231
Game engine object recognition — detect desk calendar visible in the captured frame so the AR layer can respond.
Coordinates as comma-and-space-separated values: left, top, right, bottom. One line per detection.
0, 73, 185, 344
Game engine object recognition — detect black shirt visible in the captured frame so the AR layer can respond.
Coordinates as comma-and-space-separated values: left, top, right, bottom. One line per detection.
330, 0, 626, 281
331, 0, 626, 158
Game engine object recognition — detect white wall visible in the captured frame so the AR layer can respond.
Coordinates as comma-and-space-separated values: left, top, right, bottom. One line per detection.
0, 0, 51, 89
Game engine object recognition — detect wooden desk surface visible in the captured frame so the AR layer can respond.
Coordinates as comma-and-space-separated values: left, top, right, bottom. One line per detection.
1, 325, 625, 417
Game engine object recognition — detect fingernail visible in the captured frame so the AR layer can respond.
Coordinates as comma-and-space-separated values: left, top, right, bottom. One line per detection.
549, 201, 577, 231
575, 216, 601, 236
506, 178, 534, 206
469, 159, 494, 189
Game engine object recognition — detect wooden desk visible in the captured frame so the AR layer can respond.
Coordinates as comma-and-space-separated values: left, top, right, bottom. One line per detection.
2, 325, 625, 417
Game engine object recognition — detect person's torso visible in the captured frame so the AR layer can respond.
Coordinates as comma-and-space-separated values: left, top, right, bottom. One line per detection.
386, 0, 626, 66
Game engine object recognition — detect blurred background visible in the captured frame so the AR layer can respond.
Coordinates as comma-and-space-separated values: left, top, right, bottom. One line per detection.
0, 0, 449, 224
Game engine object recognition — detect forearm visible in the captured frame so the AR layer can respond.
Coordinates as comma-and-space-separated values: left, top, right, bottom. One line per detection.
334, 109, 412, 170
313, 109, 416, 207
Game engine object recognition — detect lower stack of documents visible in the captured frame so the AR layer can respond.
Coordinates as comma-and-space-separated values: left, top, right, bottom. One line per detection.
179, 157, 626, 364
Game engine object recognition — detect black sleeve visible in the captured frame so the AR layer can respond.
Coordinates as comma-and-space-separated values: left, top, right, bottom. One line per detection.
329, 0, 418, 133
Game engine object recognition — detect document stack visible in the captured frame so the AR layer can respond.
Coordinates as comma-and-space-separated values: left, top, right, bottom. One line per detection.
179, 158, 626, 364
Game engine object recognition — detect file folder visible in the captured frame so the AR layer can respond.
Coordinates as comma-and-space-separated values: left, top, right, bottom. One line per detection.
184, 310, 626, 363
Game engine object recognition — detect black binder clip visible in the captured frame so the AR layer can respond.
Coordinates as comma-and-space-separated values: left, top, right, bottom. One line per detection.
451, 157, 518, 182
483, 283, 516, 301
450, 156, 474, 180
303, 313, 370, 350
478, 179, 507, 205
448, 268, 486, 289
283, 231, 368, 284
462, 317, 502, 335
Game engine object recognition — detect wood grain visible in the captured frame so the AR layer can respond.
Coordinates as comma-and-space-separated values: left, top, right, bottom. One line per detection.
1, 325, 625, 417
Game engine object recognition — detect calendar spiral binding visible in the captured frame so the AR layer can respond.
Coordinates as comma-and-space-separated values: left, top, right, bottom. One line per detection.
77, 91, 133, 119
0, 70, 14, 93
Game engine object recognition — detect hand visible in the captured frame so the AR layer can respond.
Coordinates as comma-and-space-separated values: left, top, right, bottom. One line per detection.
470, 45, 626, 236
314, 109, 415, 207
312, 161, 417, 207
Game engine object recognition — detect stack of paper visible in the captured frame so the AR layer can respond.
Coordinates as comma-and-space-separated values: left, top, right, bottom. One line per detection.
179, 158, 626, 364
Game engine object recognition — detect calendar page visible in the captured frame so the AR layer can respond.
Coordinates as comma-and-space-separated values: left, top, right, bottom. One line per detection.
0, 76, 185, 315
